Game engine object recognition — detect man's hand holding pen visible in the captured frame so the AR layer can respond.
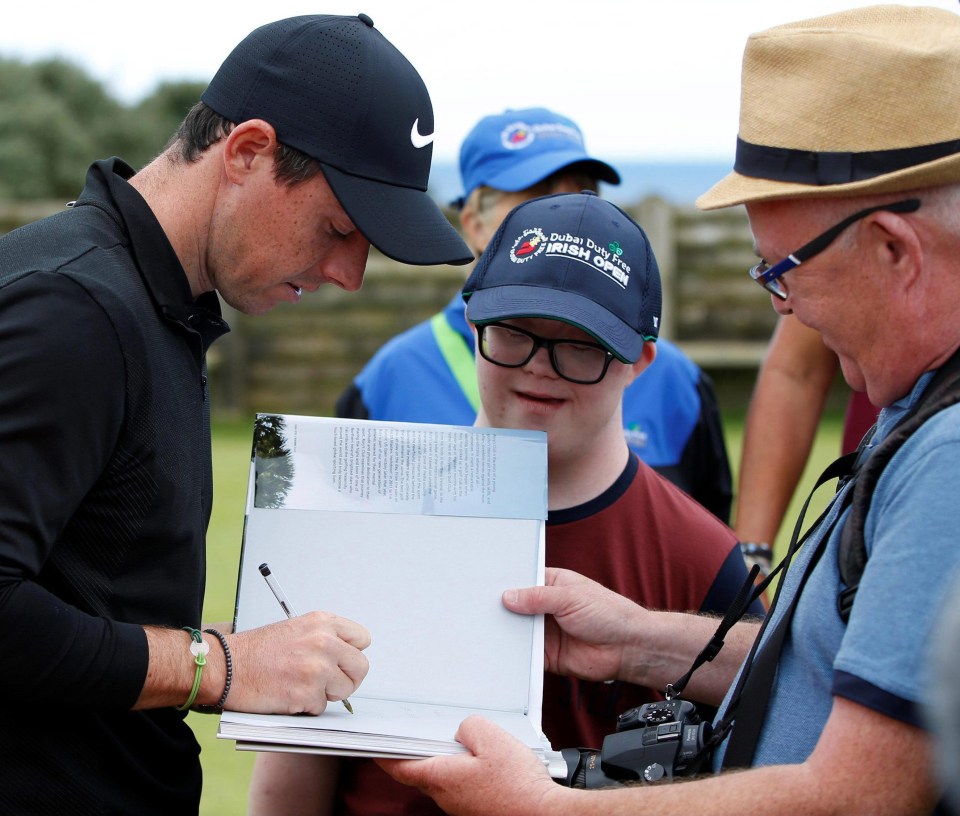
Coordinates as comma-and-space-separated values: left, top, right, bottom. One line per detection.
224, 612, 370, 715
257, 562, 360, 713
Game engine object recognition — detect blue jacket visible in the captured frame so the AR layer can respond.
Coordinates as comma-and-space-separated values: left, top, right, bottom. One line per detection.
336, 294, 732, 520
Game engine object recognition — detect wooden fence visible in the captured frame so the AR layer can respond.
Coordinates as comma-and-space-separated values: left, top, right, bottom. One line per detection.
210, 198, 782, 417
1, 198, 836, 418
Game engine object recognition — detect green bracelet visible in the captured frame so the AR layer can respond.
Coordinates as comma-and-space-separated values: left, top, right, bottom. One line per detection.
176, 627, 210, 712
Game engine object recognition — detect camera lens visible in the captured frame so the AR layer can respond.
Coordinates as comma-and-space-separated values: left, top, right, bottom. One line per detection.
559, 748, 601, 788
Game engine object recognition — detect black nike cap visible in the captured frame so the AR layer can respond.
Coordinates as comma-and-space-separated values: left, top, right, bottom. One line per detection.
201, 13, 473, 266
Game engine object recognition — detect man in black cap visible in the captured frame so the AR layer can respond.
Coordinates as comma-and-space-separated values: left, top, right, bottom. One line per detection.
0, 13, 471, 814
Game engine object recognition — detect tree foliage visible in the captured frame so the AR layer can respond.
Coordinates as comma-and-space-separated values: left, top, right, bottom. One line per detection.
0, 56, 206, 200
253, 415, 295, 509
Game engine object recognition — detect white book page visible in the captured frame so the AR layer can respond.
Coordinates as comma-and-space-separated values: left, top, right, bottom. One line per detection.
227, 415, 548, 748
235, 509, 543, 711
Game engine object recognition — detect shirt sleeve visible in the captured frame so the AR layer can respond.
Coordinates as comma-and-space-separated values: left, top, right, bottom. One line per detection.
700, 544, 766, 617
0, 271, 148, 708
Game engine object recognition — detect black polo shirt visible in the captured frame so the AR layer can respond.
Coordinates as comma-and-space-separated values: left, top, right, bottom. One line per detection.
0, 158, 229, 814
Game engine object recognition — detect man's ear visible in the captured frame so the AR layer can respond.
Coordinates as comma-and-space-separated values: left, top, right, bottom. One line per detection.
869, 209, 924, 291
628, 341, 657, 382
221, 119, 279, 183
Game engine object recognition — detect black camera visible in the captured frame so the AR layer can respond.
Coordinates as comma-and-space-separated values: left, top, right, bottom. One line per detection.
558, 699, 712, 788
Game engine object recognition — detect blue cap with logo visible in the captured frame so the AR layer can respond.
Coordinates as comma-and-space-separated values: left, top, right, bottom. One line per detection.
463, 192, 661, 363
458, 108, 621, 203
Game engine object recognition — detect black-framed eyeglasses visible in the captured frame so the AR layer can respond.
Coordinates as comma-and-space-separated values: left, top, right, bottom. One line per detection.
476, 322, 616, 385
749, 198, 921, 300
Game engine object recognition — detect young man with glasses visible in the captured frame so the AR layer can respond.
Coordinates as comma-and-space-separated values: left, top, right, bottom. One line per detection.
379, 7, 960, 815
335, 107, 733, 523
249, 192, 760, 816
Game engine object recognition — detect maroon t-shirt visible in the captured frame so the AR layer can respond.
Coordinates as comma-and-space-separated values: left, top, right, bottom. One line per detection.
333, 455, 747, 815
842, 390, 881, 455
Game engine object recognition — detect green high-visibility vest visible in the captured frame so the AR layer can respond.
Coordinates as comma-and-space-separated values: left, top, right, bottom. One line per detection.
430, 312, 480, 412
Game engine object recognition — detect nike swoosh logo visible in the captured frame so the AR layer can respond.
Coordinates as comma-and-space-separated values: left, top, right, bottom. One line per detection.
410, 118, 435, 149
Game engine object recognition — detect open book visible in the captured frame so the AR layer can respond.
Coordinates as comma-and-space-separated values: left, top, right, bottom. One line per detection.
218, 414, 556, 767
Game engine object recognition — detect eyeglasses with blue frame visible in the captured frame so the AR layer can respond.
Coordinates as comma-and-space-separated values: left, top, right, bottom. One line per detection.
749, 198, 921, 300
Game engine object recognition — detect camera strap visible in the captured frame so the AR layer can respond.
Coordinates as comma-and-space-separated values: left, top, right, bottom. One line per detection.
714, 451, 858, 767
660, 450, 859, 766
664, 561, 763, 701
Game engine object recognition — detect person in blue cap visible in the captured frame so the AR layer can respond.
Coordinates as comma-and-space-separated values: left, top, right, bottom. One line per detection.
335, 107, 733, 522
249, 193, 760, 816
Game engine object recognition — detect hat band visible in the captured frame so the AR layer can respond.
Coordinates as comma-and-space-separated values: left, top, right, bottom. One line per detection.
734, 136, 960, 186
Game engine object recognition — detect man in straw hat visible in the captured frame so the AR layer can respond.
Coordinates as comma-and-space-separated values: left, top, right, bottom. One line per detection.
378, 6, 960, 813
0, 13, 472, 814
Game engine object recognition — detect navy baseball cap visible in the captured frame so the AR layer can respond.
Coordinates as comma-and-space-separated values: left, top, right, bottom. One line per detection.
457, 108, 620, 205
201, 13, 473, 267
463, 192, 661, 363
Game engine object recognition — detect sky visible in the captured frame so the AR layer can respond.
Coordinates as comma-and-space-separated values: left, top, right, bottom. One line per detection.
1, 0, 957, 163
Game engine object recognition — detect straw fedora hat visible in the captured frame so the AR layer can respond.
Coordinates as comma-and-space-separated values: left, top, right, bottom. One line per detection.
697, 5, 960, 210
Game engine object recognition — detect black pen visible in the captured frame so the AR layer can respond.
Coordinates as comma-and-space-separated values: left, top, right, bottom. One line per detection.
258, 562, 354, 714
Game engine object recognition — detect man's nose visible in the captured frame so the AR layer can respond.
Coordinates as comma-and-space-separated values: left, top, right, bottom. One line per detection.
319, 234, 371, 292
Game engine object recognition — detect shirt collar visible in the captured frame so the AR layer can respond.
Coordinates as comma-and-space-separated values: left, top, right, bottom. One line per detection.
76, 158, 228, 351
873, 370, 938, 445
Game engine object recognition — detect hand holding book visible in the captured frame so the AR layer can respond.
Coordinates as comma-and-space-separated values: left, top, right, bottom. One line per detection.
219, 414, 551, 763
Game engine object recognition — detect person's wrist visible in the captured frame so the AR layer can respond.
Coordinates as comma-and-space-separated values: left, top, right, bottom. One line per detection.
539, 777, 581, 814
195, 629, 233, 713
193, 632, 228, 709
617, 606, 661, 687
740, 541, 773, 577
739, 541, 772, 556
176, 628, 209, 711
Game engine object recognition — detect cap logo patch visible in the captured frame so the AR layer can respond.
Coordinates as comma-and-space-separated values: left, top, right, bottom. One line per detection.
543, 232, 632, 289
500, 120, 583, 151
502, 123, 534, 150
410, 118, 435, 149
509, 228, 548, 263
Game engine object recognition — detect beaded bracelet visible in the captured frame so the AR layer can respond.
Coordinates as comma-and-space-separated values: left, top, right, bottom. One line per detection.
176, 627, 209, 712
195, 628, 233, 714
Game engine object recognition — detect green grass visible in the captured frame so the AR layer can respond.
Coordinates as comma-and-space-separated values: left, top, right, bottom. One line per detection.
193, 410, 847, 815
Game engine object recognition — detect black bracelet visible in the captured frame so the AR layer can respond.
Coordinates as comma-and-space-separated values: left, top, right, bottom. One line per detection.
739, 541, 773, 561
740, 541, 774, 579
195, 628, 233, 714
